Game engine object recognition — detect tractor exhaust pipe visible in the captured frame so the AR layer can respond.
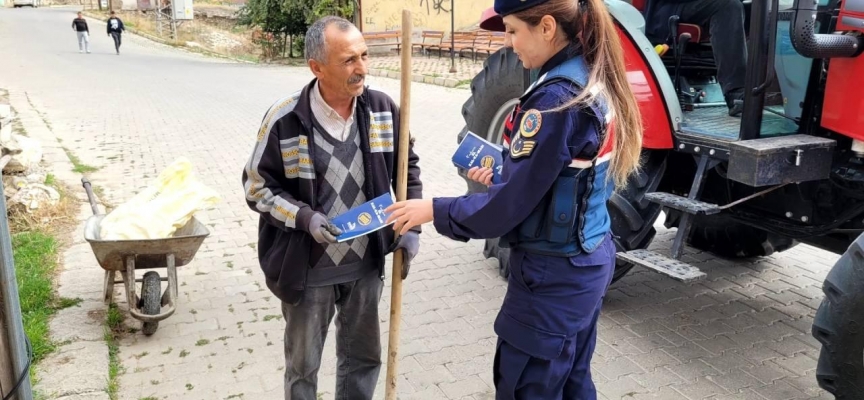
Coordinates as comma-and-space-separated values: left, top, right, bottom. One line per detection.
791, 0, 863, 58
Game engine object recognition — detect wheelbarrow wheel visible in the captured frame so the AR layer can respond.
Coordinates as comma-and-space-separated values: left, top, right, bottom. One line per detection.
140, 271, 161, 336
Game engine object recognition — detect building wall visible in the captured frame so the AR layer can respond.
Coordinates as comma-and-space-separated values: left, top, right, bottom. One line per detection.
360, 0, 493, 32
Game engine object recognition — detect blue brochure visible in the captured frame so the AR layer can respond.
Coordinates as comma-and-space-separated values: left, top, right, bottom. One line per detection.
452, 131, 504, 184
331, 193, 395, 243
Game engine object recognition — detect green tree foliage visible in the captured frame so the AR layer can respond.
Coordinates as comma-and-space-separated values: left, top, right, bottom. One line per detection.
238, 0, 356, 59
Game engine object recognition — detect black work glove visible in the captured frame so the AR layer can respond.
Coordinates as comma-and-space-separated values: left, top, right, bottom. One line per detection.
307, 213, 341, 244
389, 231, 420, 279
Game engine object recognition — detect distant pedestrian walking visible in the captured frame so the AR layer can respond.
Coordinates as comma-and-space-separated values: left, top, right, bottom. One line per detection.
107, 11, 125, 55
72, 12, 90, 53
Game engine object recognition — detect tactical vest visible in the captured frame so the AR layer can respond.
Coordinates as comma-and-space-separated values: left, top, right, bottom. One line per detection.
504, 56, 614, 257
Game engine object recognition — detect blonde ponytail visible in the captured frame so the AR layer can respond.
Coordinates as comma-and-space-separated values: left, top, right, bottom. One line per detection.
514, 0, 643, 189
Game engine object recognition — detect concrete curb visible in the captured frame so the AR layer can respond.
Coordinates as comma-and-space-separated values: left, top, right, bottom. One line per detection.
367, 68, 467, 89
6, 90, 111, 400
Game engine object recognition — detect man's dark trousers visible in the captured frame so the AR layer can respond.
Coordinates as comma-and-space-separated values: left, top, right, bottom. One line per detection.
679, 0, 748, 101
281, 269, 384, 400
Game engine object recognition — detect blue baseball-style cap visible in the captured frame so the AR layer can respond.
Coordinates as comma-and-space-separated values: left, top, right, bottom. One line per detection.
494, 0, 553, 17
480, 0, 554, 31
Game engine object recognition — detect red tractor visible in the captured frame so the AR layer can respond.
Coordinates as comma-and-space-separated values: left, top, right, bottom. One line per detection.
457, 1, 864, 398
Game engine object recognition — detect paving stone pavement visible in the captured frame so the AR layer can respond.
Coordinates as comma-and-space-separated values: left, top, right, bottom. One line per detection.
1, 6, 842, 400
367, 54, 485, 88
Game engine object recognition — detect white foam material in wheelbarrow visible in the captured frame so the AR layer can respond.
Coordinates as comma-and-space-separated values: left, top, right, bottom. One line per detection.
99, 157, 221, 240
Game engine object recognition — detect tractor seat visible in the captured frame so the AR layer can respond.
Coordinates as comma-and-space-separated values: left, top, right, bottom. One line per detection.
677, 23, 709, 44
629, 0, 711, 44
659, 23, 716, 73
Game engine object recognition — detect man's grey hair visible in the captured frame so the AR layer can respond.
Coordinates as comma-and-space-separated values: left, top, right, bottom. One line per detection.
305, 16, 355, 64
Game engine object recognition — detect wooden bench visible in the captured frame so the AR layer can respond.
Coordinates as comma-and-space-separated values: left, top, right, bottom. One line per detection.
363, 31, 402, 54
412, 30, 444, 55
431, 31, 479, 60
474, 32, 506, 58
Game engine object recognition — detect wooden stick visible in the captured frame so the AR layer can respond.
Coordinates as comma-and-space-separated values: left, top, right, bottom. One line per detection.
385, 9, 412, 400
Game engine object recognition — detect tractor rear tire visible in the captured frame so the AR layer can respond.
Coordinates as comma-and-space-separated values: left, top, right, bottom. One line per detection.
664, 212, 797, 258
685, 214, 798, 258
458, 47, 666, 284
663, 162, 797, 258
608, 150, 668, 282
459, 47, 524, 280
663, 160, 796, 258
811, 233, 864, 399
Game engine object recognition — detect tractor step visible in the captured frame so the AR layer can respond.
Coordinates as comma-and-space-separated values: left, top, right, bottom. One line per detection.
617, 249, 707, 282
645, 192, 721, 215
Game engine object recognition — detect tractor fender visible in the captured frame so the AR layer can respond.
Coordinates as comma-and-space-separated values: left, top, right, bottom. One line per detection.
607, 0, 679, 149
476, 2, 682, 149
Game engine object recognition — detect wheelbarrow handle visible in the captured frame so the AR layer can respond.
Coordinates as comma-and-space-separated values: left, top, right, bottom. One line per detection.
81, 177, 101, 216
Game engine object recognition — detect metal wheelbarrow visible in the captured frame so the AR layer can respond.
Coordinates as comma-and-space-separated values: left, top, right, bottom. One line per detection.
81, 178, 210, 335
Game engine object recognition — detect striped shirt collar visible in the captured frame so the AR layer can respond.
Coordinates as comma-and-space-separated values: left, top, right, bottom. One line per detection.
310, 81, 357, 142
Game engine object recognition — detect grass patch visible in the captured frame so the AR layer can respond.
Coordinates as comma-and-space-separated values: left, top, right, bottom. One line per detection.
13, 231, 84, 386
104, 303, 126, 399
234, 54, 260, 63
456, 79, 472, 87
8, 171, 81, 389
62, 147, 99, 174
195, 339, 210, 346
14, 232, 60, 364
57, 297, 83, 309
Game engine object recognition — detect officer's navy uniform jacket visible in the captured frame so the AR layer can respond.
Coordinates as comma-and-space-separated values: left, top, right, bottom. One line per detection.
433, 49, 616, 399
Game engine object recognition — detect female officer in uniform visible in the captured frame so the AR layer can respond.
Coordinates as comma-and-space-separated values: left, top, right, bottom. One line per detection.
385, 0, 643, 397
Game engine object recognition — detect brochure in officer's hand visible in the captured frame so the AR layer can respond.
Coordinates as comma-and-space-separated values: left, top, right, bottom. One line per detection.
331, 193, 395, 243
452, 131, 504, 184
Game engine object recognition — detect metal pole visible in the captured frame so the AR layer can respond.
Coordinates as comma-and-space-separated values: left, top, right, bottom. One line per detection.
449, 0, 456, 73
156, 0, 162, 36
740, 0, 769, 140
170, 0, 177, 40
0, 177, 33, 400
